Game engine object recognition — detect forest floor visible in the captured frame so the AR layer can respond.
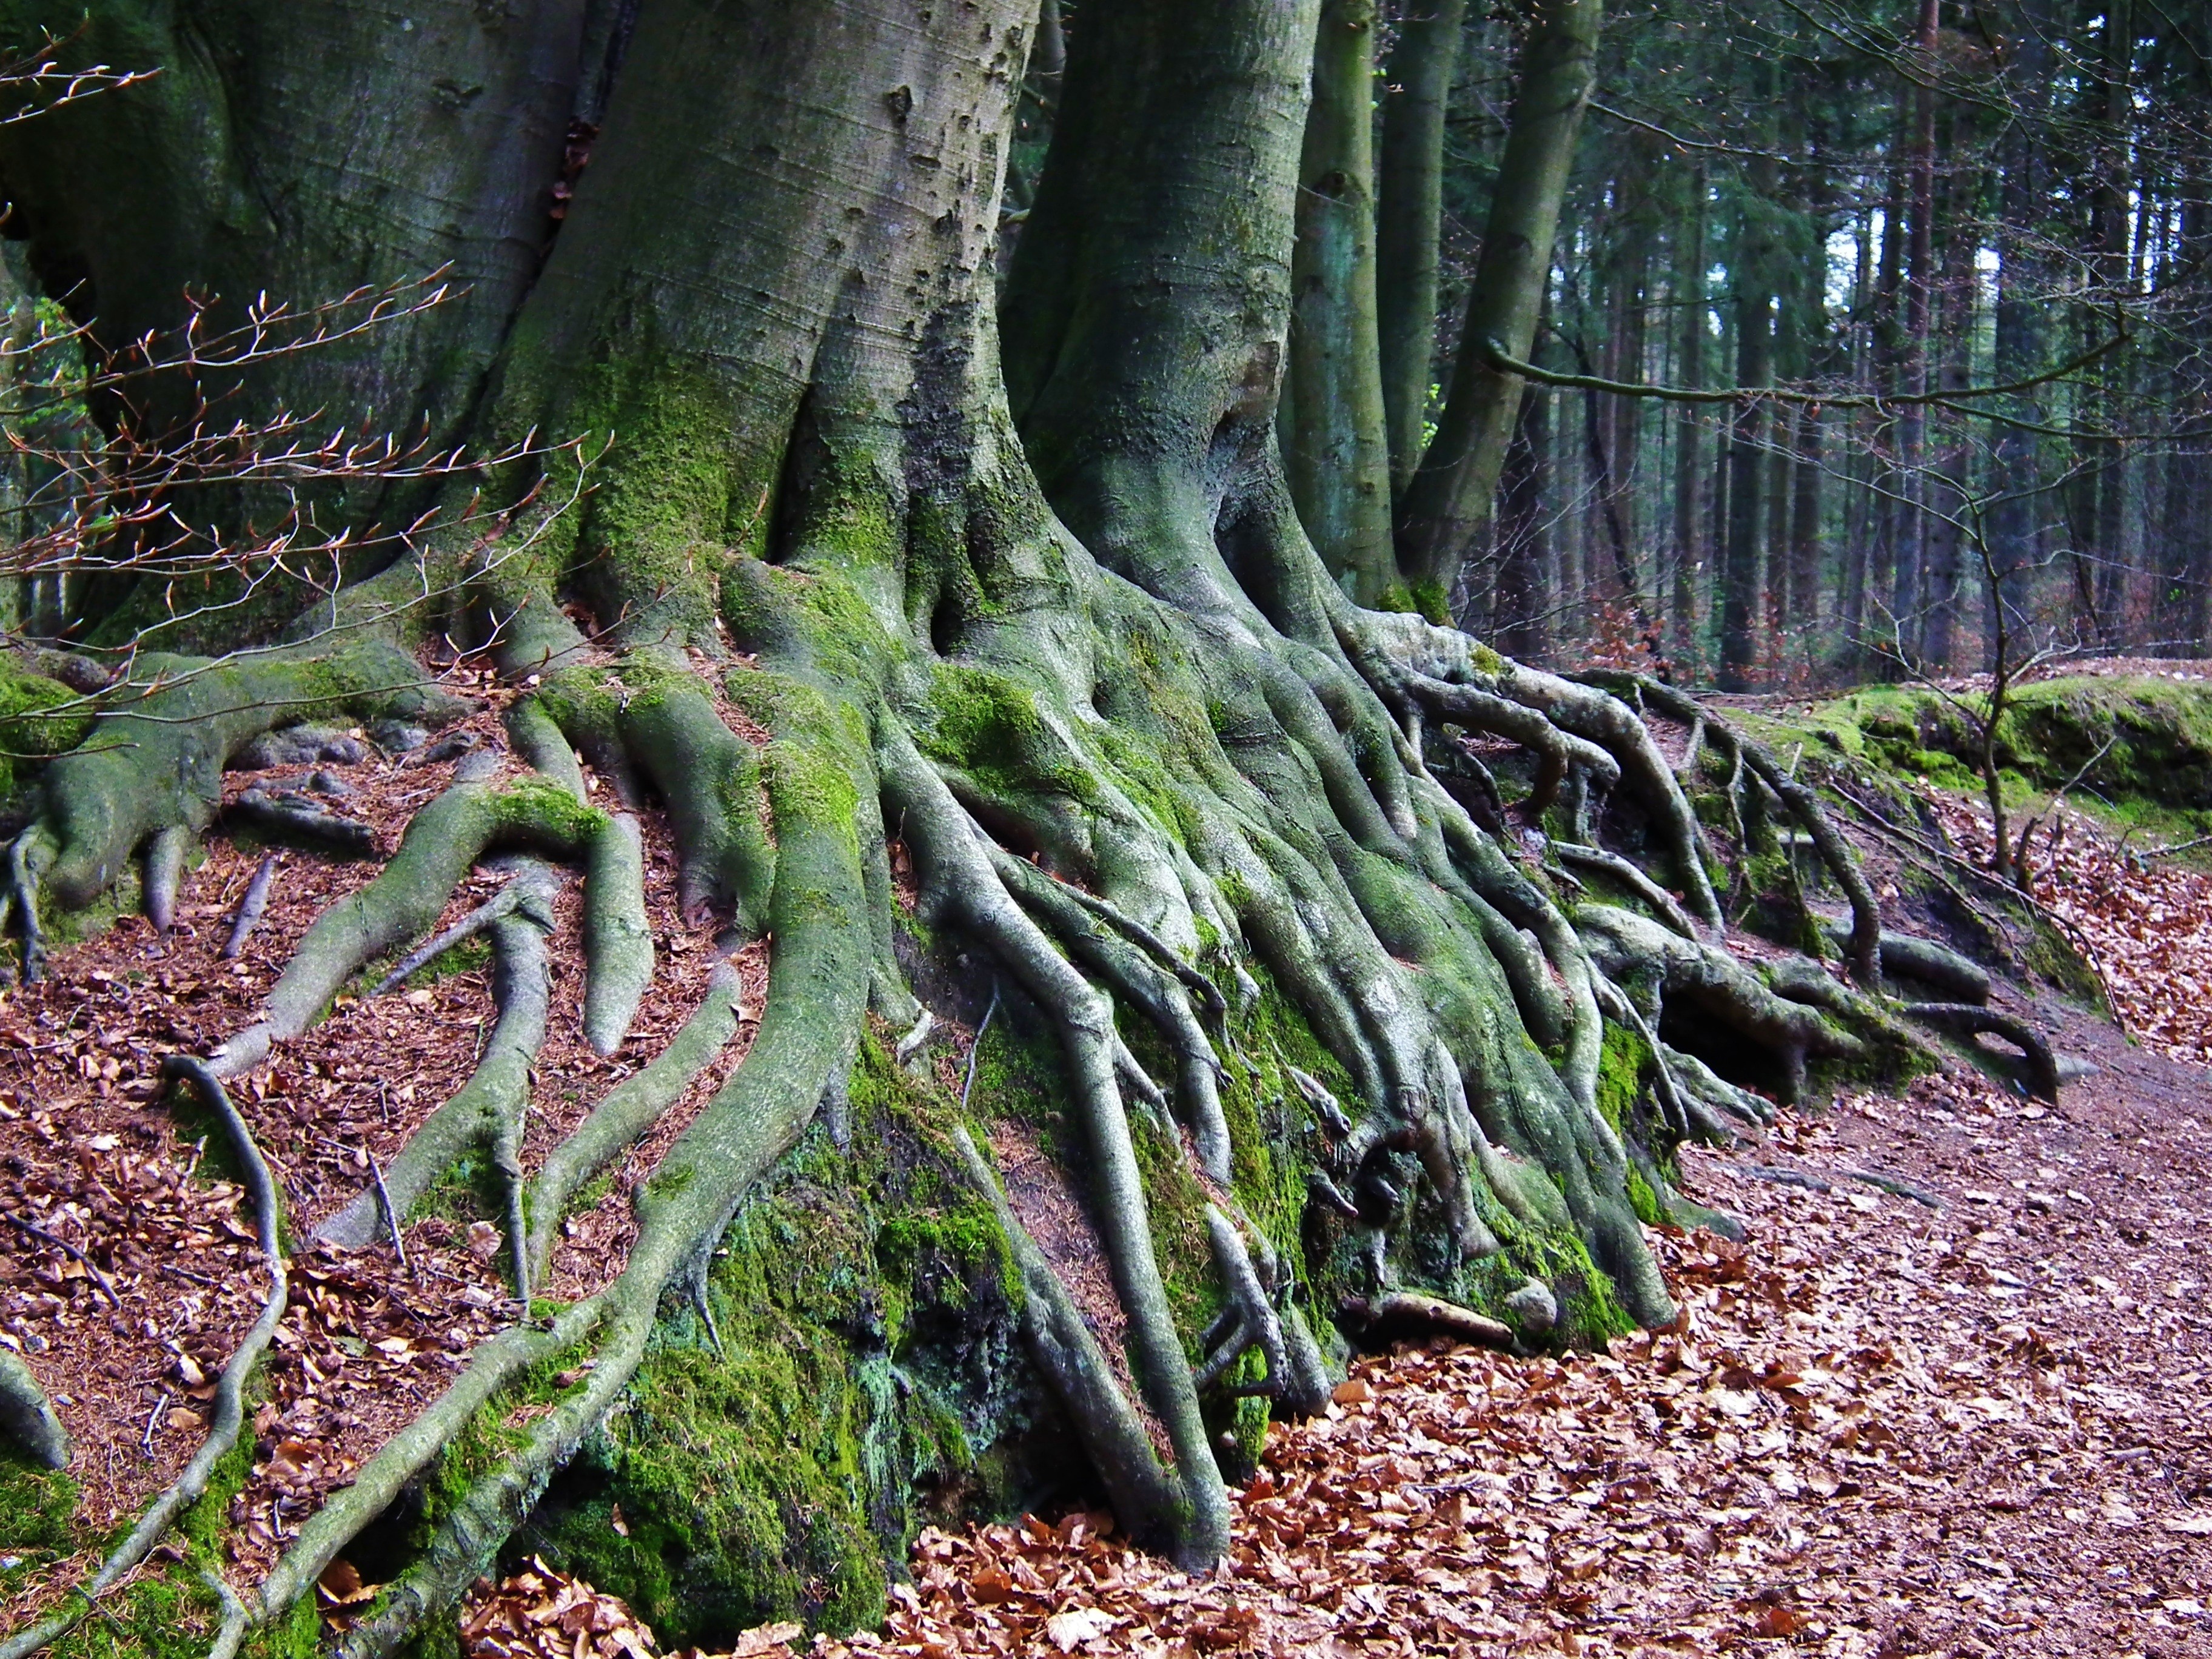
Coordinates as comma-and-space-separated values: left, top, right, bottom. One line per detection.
4, 676, 2211, 1658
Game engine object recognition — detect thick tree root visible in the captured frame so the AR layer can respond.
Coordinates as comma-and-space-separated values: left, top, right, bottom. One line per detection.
318, 863, 561, 1301
0, 1350, 68, 1470
222, 853, 279, 959
581, 813, 653, 1054
142, 825, 189, 936
27, 641, 468, 916
1900, 1000, 2060, 1100
0, 1057, 286, 1659
525, 658, 774, 930
1552, 842, 1697, 939
1601, 674, 1884, 985
226, 788, 378, 857
1823, 922, 1992, 1004
524, 960, 746, 1283
1577, 904, 1857, 1104
885, 728, 1232, 1564
953, 1129, 1198, 1558
1194, 1205, 1331, 1413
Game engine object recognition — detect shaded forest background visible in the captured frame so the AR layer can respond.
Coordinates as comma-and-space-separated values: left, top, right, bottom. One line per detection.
1091, 0, 2212, 686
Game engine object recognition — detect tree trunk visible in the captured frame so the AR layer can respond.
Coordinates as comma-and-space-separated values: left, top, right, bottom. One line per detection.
1375, 0, 1467, 501
1284, 0, 1399, 605
1394, 0, 1601, 600
1668, 163, 1707, 666
1718, 153, 1775, 692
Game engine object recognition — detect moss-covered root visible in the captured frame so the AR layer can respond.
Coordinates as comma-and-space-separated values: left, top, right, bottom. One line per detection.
1576, 903, 1857, 1104
1902, 1001, 2060, 1100
0, 1058, 286, 1659
30, 642, 468, 914
525, 960, 746, 1284
0, 1350, 67, 1470
317, 865, 560, 1282
1615, 674, 1885, 982
210, 774, 605, 1075
884, 728, 1231, 1567
582, 813, 654, 1054
314, 720, 872, 1659
505, 695, 590, 800
990, 846, 1235, 1182
1195, 1206, 1332, 1416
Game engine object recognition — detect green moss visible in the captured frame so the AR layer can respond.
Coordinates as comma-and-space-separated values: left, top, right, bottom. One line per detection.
517, 1036, 1024, 1649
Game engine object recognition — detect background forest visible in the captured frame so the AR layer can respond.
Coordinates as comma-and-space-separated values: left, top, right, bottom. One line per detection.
1218, 0, 2212, 688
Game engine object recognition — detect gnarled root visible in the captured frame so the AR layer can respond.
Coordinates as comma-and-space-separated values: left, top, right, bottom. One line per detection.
1193, 1205, 1332, 1416
1901, 1000, 2060, 1100
885, 726, 1232, 1565
0, 1057, 286, 1659
1576, 903, 1857, 1105
223, 699, 871, 1659
209, 769, 605, 1076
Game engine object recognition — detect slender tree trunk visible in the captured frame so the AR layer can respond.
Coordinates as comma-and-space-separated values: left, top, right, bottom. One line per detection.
1285, 0, 1398, 603
1988, 0, 2056, 667
1669, 164, 1707, 666
1886, 0, 1940, 663
1494, 354, 1555, 660
1395, 0, 1601, 600
1718, 136, 1776, 691
1375, 0, 1467, 501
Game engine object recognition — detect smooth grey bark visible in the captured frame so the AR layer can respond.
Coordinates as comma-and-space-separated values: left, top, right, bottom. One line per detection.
1375, 0, 1466, 499
1284, 0, 1398, 603
1394, 0, 1601, 598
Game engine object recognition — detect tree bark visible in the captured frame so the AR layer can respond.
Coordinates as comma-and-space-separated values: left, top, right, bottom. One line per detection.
1394, 0, 1601, 602
1284, 0, 1399, 605
1375, 0, 1467, 501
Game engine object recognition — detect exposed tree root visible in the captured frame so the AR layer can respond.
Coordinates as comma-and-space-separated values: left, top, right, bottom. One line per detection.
1599, 674, 1884, 985
207, 768, 604, 1076
953, 1128, 1203, 1564
0, 1350, 69, 1470
1338, 1290, 1515, 1352
318, 861, 561, 1303
142, 825, 189, 936
523, 960, 746, 1284
225, 788, 378, 857
0, 1057, 286, 1659
1900, 1001, 2060, 1101
885, 726, 1232, 1563
1551, 841, 1698, 939
221, 853, 279, 959
1576, 904, 1858, 1105
581, 813, 653, 1054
